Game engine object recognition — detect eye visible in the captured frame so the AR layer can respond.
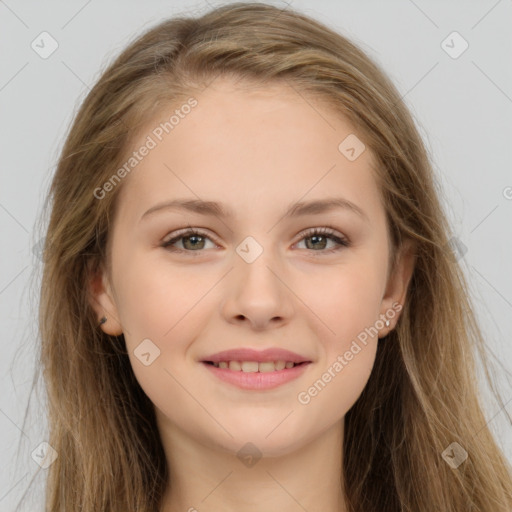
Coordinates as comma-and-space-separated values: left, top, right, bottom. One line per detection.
161, 228, 217, 254
294, 227, 350, 254
161, 226, 350, 255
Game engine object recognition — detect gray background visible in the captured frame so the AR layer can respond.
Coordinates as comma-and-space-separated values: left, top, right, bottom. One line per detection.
1, 0, 511, 509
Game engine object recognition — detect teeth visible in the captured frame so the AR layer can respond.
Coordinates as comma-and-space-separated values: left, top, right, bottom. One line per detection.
211, 360, 300, 372
258, 361, 276, 373
241, 361, 259, 372
275, 360, 286, 370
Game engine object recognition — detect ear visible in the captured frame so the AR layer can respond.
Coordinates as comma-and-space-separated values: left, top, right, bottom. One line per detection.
378, 238, 416, 337
88, 262, 123, 336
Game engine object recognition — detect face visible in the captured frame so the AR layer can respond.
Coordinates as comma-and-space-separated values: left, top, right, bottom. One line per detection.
91, 77, 412, 458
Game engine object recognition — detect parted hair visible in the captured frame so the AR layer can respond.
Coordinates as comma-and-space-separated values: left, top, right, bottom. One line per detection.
18, 2, 512, 511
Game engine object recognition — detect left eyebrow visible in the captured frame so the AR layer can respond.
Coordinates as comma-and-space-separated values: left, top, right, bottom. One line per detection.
139, 197, 369, 223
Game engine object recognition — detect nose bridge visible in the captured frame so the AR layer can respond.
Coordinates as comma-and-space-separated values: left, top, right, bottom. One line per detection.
233, 233, 282, 293
220, 233, 294, 327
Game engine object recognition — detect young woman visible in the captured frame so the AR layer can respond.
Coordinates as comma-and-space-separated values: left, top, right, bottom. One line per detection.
27, 2, 512, 511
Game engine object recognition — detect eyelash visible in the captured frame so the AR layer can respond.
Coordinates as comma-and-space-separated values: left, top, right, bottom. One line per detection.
161, 226, 350, 256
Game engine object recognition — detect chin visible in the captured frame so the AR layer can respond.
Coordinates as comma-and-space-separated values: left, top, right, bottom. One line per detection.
207, 416, 316, 459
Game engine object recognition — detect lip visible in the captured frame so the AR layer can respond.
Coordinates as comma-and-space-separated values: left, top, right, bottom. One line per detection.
200, 347, 311, 364
202, 360, 312, 390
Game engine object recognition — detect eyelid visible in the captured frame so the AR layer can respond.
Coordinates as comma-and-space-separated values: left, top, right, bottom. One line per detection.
162, 227, 218, 244
295, 225, 348, 242
161, 225, 351, 253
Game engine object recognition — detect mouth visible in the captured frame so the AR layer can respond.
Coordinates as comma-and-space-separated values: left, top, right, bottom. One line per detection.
202, 360, 309, 372
199, 347, 313, 390
200, 359, 312, 390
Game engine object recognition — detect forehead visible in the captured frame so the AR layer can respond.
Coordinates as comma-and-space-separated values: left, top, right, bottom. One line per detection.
115, 78, 382, 226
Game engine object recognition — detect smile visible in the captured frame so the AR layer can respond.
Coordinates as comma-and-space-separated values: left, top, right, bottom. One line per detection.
205, 360, 302, 371
201, 360, 311, 390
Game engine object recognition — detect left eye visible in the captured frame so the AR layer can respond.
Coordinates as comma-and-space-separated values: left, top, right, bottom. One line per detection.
161, 227, 350, 254
295, 227, 350, 252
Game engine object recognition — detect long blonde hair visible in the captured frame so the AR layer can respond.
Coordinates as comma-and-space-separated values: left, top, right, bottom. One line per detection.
17, 2, 512, 511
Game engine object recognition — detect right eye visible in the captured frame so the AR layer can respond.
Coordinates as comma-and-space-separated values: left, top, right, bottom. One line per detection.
161, 228, 218, 253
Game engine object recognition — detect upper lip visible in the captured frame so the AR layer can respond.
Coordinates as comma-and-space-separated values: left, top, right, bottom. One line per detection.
201, 348, 311, 364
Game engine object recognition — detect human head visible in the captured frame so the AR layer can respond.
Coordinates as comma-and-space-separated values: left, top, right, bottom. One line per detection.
37, 3, 511, 512
89, 72, 415, 455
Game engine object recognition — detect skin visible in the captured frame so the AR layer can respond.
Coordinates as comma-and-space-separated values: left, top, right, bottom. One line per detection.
90, 77, 416, 512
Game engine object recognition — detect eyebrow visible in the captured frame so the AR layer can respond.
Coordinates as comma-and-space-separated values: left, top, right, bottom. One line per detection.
140, 197, 369, 223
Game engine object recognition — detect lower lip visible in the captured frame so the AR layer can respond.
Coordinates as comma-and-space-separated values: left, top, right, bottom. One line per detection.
201, 362, 311, 390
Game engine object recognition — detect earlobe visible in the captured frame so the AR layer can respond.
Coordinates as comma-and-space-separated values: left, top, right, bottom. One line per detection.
379, 239, 417, 337
392, 240, 416, 303
87, 264, 124, 336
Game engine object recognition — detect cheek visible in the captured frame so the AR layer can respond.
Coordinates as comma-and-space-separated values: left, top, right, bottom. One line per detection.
296, 341, 377, 431
113, 253, 214, 391
114, 251, 207, 342
303, 257, 385, 347
293, 256, 383, 412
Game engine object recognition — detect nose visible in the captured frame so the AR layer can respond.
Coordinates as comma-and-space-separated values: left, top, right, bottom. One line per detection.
220, 247, 294, 331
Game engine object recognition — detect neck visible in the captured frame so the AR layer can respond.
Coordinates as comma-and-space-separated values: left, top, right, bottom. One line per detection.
158, 418, 347, 512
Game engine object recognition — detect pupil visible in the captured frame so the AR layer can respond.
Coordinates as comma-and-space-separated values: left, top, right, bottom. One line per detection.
307, 235, 326, 250
184, 235, 204, 250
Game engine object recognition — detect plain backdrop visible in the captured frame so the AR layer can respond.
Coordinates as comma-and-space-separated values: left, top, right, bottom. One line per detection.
1, 0, 511, 509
